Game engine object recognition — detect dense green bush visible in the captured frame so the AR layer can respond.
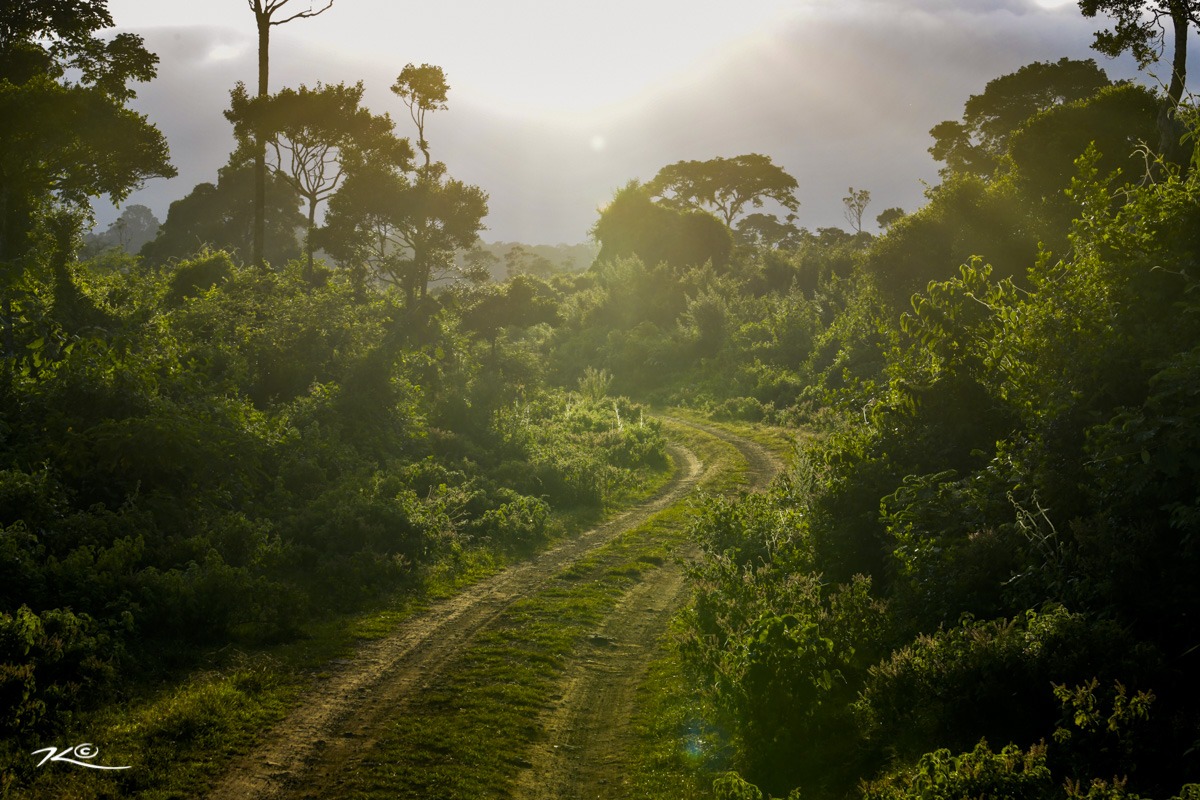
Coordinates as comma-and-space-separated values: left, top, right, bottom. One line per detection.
676, 90, 1200, 800
0, 244, 670, 748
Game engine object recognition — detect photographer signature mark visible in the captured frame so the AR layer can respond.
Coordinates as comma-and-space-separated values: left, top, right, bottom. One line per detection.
31, 743, 130, 771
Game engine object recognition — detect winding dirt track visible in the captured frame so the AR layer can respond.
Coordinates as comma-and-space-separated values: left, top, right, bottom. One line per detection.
205, 420, 783, 800
510, 419, 784, 800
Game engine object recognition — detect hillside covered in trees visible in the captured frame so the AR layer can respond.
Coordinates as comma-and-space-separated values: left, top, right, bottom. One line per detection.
3, 1, 1200, 798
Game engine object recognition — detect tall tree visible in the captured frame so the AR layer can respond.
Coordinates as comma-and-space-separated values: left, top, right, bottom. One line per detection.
1078, 0, 1199, 163
644, 154, 799, 228
929, 58, 1111, 177
0, 0, 174, 357
319, 159, 488, 306
246, 0, 333, 268
84, 203, 160, 255
842, 187, 871, 234
391, 63, 449, 170
227, 80, 408, 279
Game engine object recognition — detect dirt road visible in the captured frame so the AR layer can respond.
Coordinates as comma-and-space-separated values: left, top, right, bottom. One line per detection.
205, 420, 783, 800
510, 419, 783, 800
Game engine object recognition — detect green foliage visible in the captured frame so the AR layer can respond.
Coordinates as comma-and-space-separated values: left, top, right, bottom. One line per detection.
0, 239, 668, 763
862, 740, 1054, 800
713, 771, 766, 800
577, 366, 613, 403
646, 153, 800, 228
671, 66, 1200, 800
0, 0, 175, 324
682, 482, 890, 795
930, 57, 1111, 178
863, 173, 1034, 305
226, 79, 411, 275
0, 605, 118, 737
855, 607, 1148, 763
140, 162, 305, 268
592, 182, 733, 270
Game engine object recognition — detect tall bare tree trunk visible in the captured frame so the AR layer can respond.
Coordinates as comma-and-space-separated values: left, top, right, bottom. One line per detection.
1158, 3, 1190, 167
0, 186, 12, 364
305, 195, 317, 282
253, 12, 270, 269
248, 1, 334, 268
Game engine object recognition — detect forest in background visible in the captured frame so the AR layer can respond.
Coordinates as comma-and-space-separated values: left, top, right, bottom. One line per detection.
4, 1, 1200, 798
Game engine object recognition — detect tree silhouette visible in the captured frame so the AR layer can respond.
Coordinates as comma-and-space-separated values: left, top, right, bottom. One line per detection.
1077, 1, 1198, 163
320, 160, 487, 306
929, 58, 1110, 178
85, 204, 161, 255
0, 0, 174, 358
246, 0, 334, 267
876, 207, 906, 231
140, 162, 305, 266
391, 64, 449, 170
227, 81, 409, 280
843, 187, 871, 234
645, 154, 799, 228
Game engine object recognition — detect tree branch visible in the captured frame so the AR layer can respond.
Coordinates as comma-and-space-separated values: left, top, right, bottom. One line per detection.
267, 0, 335, 27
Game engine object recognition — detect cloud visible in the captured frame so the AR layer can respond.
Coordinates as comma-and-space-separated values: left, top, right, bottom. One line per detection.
98, 5, 1165, 243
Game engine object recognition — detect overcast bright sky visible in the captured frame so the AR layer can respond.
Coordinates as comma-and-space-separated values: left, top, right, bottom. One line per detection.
98, 0, 1189, 244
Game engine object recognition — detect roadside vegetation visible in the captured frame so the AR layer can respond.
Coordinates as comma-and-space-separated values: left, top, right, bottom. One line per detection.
5, 1, 1200, 798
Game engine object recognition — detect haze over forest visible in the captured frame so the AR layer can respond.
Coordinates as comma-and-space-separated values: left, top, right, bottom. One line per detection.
99, 0, 1173, 243
6, 1, 1200, 798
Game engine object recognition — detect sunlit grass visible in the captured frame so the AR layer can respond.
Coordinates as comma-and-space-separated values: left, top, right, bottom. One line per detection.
12, 459, 674, 800
332, 421, 749, 798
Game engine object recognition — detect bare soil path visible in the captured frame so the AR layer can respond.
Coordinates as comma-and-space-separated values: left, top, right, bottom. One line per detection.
509, 420, 784, 800
205, 419, 784, 800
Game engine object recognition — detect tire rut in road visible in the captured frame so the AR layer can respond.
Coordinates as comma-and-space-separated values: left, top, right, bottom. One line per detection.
510, 421, 785, 800
206, 444, 702, 800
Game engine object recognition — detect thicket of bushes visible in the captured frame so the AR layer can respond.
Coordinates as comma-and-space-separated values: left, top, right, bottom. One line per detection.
521, 61, 1200, 800
0, 251, 665, 758
676, 144, 1200, 800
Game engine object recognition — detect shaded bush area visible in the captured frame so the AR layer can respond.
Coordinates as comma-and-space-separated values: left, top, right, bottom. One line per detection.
668, 90, 1200, 800
0, 252, 665, 754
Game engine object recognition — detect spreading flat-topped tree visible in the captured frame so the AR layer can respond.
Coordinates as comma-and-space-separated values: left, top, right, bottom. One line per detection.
645, 154, 799, 229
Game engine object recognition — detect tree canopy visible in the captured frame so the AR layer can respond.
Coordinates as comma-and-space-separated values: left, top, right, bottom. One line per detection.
140, 161, 305, 267
929, 57, 1111, 177
226, 80, 410, 277
1077, 1, 1199, 161
245, 0, 335, 266
592, 181, 733, 270
645, 154, 799, 228
392, 63, 449, 169
319, 159, 488, 305
0, 0, 174, 248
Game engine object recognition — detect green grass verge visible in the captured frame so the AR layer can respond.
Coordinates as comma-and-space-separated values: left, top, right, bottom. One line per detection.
9, 461, 675, 800
620, 413, 811, 800
324, 421, 751, 799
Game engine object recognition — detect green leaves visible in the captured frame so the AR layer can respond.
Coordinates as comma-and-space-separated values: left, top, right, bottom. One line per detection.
645, 154, 799, 228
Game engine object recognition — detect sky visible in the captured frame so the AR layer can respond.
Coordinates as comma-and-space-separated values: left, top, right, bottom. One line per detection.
96, 0, 1188, 245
